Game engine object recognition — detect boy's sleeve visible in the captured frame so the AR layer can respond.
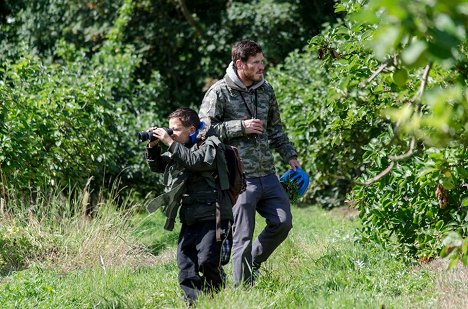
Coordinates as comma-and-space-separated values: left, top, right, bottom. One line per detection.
145, 144, 167, 172
168, 141, 217, 172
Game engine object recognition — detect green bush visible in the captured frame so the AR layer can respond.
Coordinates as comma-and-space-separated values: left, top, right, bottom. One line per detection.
351, 0, 468, 262
1, 0, 339, 110
0, 53, 114, 190
270, 0, 468, 261
0, 0, 168, 200
352, 147, 468, 260
270, 14, 397, 207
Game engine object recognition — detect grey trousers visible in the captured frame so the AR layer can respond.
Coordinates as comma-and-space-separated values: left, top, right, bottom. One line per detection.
231, 173, 293, 286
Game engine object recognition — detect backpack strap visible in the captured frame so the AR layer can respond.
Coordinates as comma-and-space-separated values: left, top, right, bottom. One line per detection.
215, 200, 222, 241
206, 136, 230, 190
205, 136, 228, 241
213, 137, 230, 191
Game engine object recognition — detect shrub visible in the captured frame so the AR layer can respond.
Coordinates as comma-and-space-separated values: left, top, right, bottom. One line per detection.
270, 0, 468, 261
0, 0, 169, 200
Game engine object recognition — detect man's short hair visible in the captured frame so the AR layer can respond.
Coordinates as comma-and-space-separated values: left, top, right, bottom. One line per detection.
231, 40, 263, 63
168, 108, 200, 128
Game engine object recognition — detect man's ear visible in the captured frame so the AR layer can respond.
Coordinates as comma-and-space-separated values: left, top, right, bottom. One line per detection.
189, 126, 196, 134
235, 59, 243, 71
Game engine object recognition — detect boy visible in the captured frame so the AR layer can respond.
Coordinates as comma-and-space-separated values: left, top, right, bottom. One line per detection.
145, 108, 233, 304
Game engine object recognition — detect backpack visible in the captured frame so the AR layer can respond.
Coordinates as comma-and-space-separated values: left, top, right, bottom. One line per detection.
210, 137, 246, 205
222, 144, 246, 205
207, 137, 247, 241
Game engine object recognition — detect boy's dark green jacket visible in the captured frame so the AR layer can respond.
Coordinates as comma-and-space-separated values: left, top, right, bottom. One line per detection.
145, 128, 233, 233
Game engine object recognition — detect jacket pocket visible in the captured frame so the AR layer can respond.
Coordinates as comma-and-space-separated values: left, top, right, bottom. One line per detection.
181, 191, 218, 225
181, 190, 218, 204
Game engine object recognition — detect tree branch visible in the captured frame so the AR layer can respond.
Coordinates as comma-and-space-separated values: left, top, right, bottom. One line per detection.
358, 161, 395, 186
359, 56, 398, 88
355, 64, 432, 186
388, 137, 416, 161
412, 63, 432, 103
355, 137, 416, 186
176, 0, 204, 37
360, 63, 388, 88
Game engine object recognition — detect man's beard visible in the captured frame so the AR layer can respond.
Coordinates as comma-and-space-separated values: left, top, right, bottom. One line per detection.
246, 71, 263, 83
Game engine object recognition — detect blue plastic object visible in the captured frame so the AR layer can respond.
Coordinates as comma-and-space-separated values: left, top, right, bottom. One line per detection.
186, 121, 205, 146
280, 168, 310, 198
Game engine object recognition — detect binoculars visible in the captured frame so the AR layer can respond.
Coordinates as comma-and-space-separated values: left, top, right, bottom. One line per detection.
137, 127, 173, 143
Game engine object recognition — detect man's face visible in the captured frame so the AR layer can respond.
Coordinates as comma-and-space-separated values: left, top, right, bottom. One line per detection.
237, 53, 265, 85
169, 117, 195, 145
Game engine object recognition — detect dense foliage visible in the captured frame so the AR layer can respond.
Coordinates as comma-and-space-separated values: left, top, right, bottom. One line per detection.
0, 0, 169, 200
271, 0, 467, 262
0, 0, 338, 201
0, 0, 466, 265
353, 0, 468, 265
0, 0, 338, 108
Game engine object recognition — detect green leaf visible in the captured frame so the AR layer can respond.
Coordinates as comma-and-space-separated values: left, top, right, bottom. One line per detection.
417, 167, 439, 178
440, 177, 455, 190
462, 198, 468, 207
371, 25, 402, 60
448, 256, 459, 269
462, 254, 468, 266
385, 104, 413, 123
401, 40, 427, 67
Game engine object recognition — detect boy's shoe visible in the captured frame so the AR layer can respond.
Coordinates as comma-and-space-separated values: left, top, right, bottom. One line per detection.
251, 261, 261, 286
184, 297, 196, 308
220, 267, 227, 286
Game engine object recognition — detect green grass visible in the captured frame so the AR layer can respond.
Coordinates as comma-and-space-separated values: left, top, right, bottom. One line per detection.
0, 205, 465, 308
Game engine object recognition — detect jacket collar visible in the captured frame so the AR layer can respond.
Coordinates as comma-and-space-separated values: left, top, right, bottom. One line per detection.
225, 61, 265, 92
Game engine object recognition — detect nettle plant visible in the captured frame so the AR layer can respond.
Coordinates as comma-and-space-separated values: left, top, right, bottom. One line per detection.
271, 0, 467, 262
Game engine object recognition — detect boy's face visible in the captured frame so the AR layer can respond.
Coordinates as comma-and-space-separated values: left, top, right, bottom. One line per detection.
169, 117, 195, 145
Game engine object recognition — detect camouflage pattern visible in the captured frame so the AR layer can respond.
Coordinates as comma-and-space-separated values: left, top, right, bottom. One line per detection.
146, 134, 233, 230
199, 71, 297, 178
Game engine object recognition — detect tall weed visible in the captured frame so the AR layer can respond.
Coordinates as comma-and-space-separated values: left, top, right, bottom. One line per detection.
0, 182, 153, 276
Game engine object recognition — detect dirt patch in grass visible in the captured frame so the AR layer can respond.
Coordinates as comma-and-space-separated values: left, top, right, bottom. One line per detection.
329, 206, 360, 220
422, 259, 468, 309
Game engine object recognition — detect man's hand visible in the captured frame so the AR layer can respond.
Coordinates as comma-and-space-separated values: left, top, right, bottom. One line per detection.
243, 119, 264, 135
288, 158, 301, 171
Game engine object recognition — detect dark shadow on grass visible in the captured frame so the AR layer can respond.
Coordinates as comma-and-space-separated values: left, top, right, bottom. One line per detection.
0, 264, 27, 277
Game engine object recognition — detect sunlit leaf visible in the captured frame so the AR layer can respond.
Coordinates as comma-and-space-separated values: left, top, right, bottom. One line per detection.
401, 40, 427, 67
371, 25, 402, 60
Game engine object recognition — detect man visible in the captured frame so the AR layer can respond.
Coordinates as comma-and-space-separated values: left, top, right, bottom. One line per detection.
199, 40, 301, 286
145, 108, 233, 304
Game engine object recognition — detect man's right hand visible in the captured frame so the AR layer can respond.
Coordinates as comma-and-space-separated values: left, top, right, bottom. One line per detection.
243, 119, 264, 135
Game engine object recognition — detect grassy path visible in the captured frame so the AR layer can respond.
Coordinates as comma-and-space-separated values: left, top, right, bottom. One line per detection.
0, 206, 466, 308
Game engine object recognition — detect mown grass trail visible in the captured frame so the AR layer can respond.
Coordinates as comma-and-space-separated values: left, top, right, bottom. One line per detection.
0, 206, 466, 308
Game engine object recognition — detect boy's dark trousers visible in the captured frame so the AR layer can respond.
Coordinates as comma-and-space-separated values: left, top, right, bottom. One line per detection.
177, 220, 231, 303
